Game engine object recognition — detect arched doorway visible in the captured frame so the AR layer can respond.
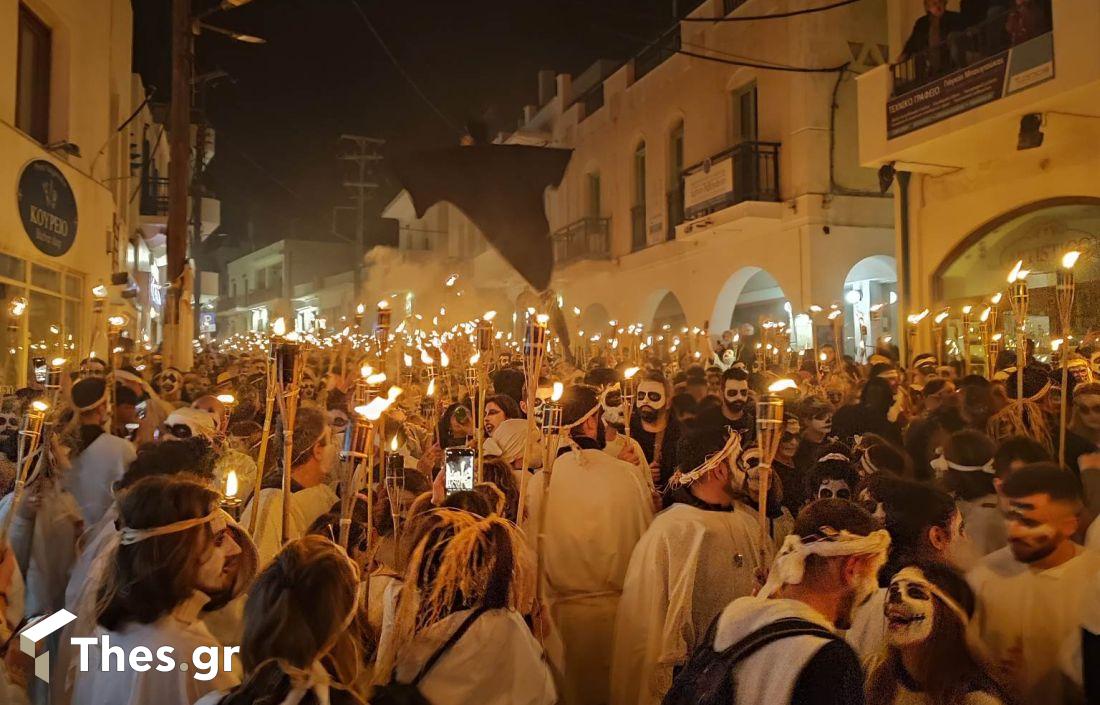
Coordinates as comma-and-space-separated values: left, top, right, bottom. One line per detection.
710, 267, 799, 344
842, 255, 898, 359
579, 303, 612, 338
933, 199, 1100, 365
652, 291, 687, 331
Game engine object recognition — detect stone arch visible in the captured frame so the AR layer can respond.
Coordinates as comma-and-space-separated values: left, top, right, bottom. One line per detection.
842, 255, 899, 358
578, 302, 612, 338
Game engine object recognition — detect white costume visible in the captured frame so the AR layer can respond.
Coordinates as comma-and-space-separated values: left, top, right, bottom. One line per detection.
846, 586, 888, 665
603, 433, 657, 493
240, 483, 338, 567
64, 432, 135, 527
525, 446, 653, 705
610, 500, 764, 705
391, 607, 556, 705
69, 592, 240, 705
968, 544, 1100, 704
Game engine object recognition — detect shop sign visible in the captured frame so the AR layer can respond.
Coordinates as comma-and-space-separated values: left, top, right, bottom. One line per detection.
17, 160, 78, 257
684, 157, 734, 220
887, 33, 1054, 139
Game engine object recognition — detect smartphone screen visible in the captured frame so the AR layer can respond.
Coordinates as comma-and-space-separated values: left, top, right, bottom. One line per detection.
136, 401, 147, 420
443, 447, 476, 495
32, 357, 47, 384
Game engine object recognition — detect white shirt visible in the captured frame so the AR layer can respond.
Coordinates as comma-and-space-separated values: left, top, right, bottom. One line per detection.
610, 501, 765, 705
240, 483, 338, 567
64, 432, 135, 528
968, 544, 1100, 704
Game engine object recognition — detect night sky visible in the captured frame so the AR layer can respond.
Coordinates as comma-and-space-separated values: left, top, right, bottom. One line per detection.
133, 0, 673, 263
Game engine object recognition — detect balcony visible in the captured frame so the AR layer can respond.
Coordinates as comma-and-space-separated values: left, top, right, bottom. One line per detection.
633, 26, 681, 83
857, 4, 1098, 171
579, 84, 604, 121
666, 185, 684, 240
551, 217, 611, 265
140, 177, 169, 217
681, 141, 781, 220
630, 205, 646, 251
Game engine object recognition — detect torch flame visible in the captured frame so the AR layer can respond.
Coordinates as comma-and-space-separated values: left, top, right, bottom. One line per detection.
991, 293, 1003, 305
445, 274, 458, 287
483, 310, 497, 322
827, 310, 842, 320
30, 400, 49, 412
551, 381, 564, 401
216, 393, 236, 405
962, 305, 973, 315
390, 436, 399, 451
934, 310, 950, 325
387, 386, 403, 402
366, 373, 387, 385
624, 366, 640, 380
272, 318, 286, 336
440, 350, 450, 368
225, 469, 238, 498
377, 300, 390, 310
420, 349, 434, 365
426, 378, 436, 397
403, 353, 413, 367
536, 313, 550, 325
768, 378, 797, 393
51, 357, 66, 367
356, 303, 366, 315
980, 306, 991, 323
1062, 250, 1081, 269
469, 352, 481, 365
361, 365, 373, 379
1008, 260, 1025, 284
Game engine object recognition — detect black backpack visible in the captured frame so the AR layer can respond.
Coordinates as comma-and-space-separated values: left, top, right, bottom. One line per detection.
662, 616, 839, 705
368, 606, 489, 705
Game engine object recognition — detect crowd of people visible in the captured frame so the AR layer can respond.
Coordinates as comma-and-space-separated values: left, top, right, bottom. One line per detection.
0, 328, 1098, 705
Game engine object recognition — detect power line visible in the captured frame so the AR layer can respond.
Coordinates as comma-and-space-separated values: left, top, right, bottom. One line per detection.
681, 0, 862, 22
217, 138, 304, 200
346, 0, 462, 135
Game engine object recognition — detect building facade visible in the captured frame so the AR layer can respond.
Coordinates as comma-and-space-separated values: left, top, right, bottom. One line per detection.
0, 0, 144, 388
218, 238, 356, 336
857, 0, 1099, 364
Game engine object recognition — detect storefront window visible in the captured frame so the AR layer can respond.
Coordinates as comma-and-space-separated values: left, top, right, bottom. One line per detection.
934, 201, 1100, 366
0, 257, 84, 387
31, 263, 60, 292
0, 253, 25, 282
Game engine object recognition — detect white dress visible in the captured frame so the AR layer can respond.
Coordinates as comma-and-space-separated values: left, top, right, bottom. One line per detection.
524, 447, 654, 705
392, 607, 556, 705
609, 501, 765, 705
968, 544, 1100, 705
69, 593, 241, 705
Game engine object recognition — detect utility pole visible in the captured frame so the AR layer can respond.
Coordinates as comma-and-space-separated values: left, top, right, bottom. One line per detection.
338, 135, 384, 302
165, 0, 192, 368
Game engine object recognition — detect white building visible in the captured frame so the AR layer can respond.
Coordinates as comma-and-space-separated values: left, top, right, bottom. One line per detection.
377, 0, 901, 358
0, 0, 160, 387
218, 238, 357, 337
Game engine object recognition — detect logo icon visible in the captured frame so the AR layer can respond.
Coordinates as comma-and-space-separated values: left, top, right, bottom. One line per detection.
41, 180, 59, 211
18, 609, 77, 683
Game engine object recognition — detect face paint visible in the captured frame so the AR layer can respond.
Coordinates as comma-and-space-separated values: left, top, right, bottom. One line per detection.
810, 413, 832, 435
721, 350, 737, 368
817, 478, 851, 500
885, 570, 935, 646
636, 380, 667, 423
195, 516, 242, 594
858, 487, 886, 522
599, 386, 625, 430
484, 402, 506, 434
723, 380, 750, 414
1075, 394, 1100, 433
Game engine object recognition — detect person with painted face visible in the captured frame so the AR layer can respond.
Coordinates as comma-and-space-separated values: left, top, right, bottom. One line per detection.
968, 464, 1099, 705
629, 371, 682, 487
524, 384, 653, 705
611, 427, 767, 705
153, 366, 185, 405
699, 367, 756, 444
847, 476, 979, 662
483, 393, 522, 435
866, 561, 1008, 705
71, 474, 254, 705
808, 448, 860, 506
241, 404, 340, 567
668, 499, 888, 705
1066, 382, 1100, 484
794, 397, 836, 478
192, 395, 260, 507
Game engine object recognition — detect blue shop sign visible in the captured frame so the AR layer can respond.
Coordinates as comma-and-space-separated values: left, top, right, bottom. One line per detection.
18, 159, 78, 257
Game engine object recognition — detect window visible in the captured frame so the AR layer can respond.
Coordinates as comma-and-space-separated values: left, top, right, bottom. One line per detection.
16, 5, 51, 143
667, 122, 685, 237
731, 82, 758, 144
267, 263, 282, 292
587, 172, 601, 217
632, 142, 647, 250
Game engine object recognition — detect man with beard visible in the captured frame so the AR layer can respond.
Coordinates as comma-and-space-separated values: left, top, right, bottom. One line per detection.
699, 367, 756, 444
610, 428, 766, 705
967, 464, 1099, 705
64, 377, 138, 527
629, 371, 681, 486
666, 499, 888, 705
240, 404, 339, 567
525, 384, 654, 705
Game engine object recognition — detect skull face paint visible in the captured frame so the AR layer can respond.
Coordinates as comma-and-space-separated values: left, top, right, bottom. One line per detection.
635, 380, 667, 423
156, 369, 183, 396
816, 477, 852, 500
723, 379, 750, 416
885, 569, 935, 647
300, 370, 319, 400
599, 385, 625, 431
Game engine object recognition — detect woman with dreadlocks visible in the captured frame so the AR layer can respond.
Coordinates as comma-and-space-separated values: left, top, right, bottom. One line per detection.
372, 508, 555, 705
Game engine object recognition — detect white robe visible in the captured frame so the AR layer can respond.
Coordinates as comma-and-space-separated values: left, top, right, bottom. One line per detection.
845, 586, 888, 666
63, 433, 135, 528
603, 434, 657, 493
240, 483, 338, 567
392, 607, 556, 705
958, 495, 1008, 557
609, 501, 765, 705
525, 447, 654, 705
69, 593, 240, 705
967, 544, 1100, 705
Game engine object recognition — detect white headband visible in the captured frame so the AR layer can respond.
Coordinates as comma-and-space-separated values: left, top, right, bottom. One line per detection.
760, 528, 891, 598
119, 508, 226, 545
891, 566, 970, 627
819, 453, 851, 464
859, 453, 880, 476
937, 454, 995, 474
670, 432, 742, 487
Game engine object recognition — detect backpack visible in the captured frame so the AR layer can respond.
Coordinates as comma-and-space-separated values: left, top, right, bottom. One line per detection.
368, 606, 489, 705
661, 616, 839, 705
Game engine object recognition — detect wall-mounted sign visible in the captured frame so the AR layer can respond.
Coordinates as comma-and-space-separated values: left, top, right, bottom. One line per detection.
17, 160, 78, 256
684, 157, 734, 219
